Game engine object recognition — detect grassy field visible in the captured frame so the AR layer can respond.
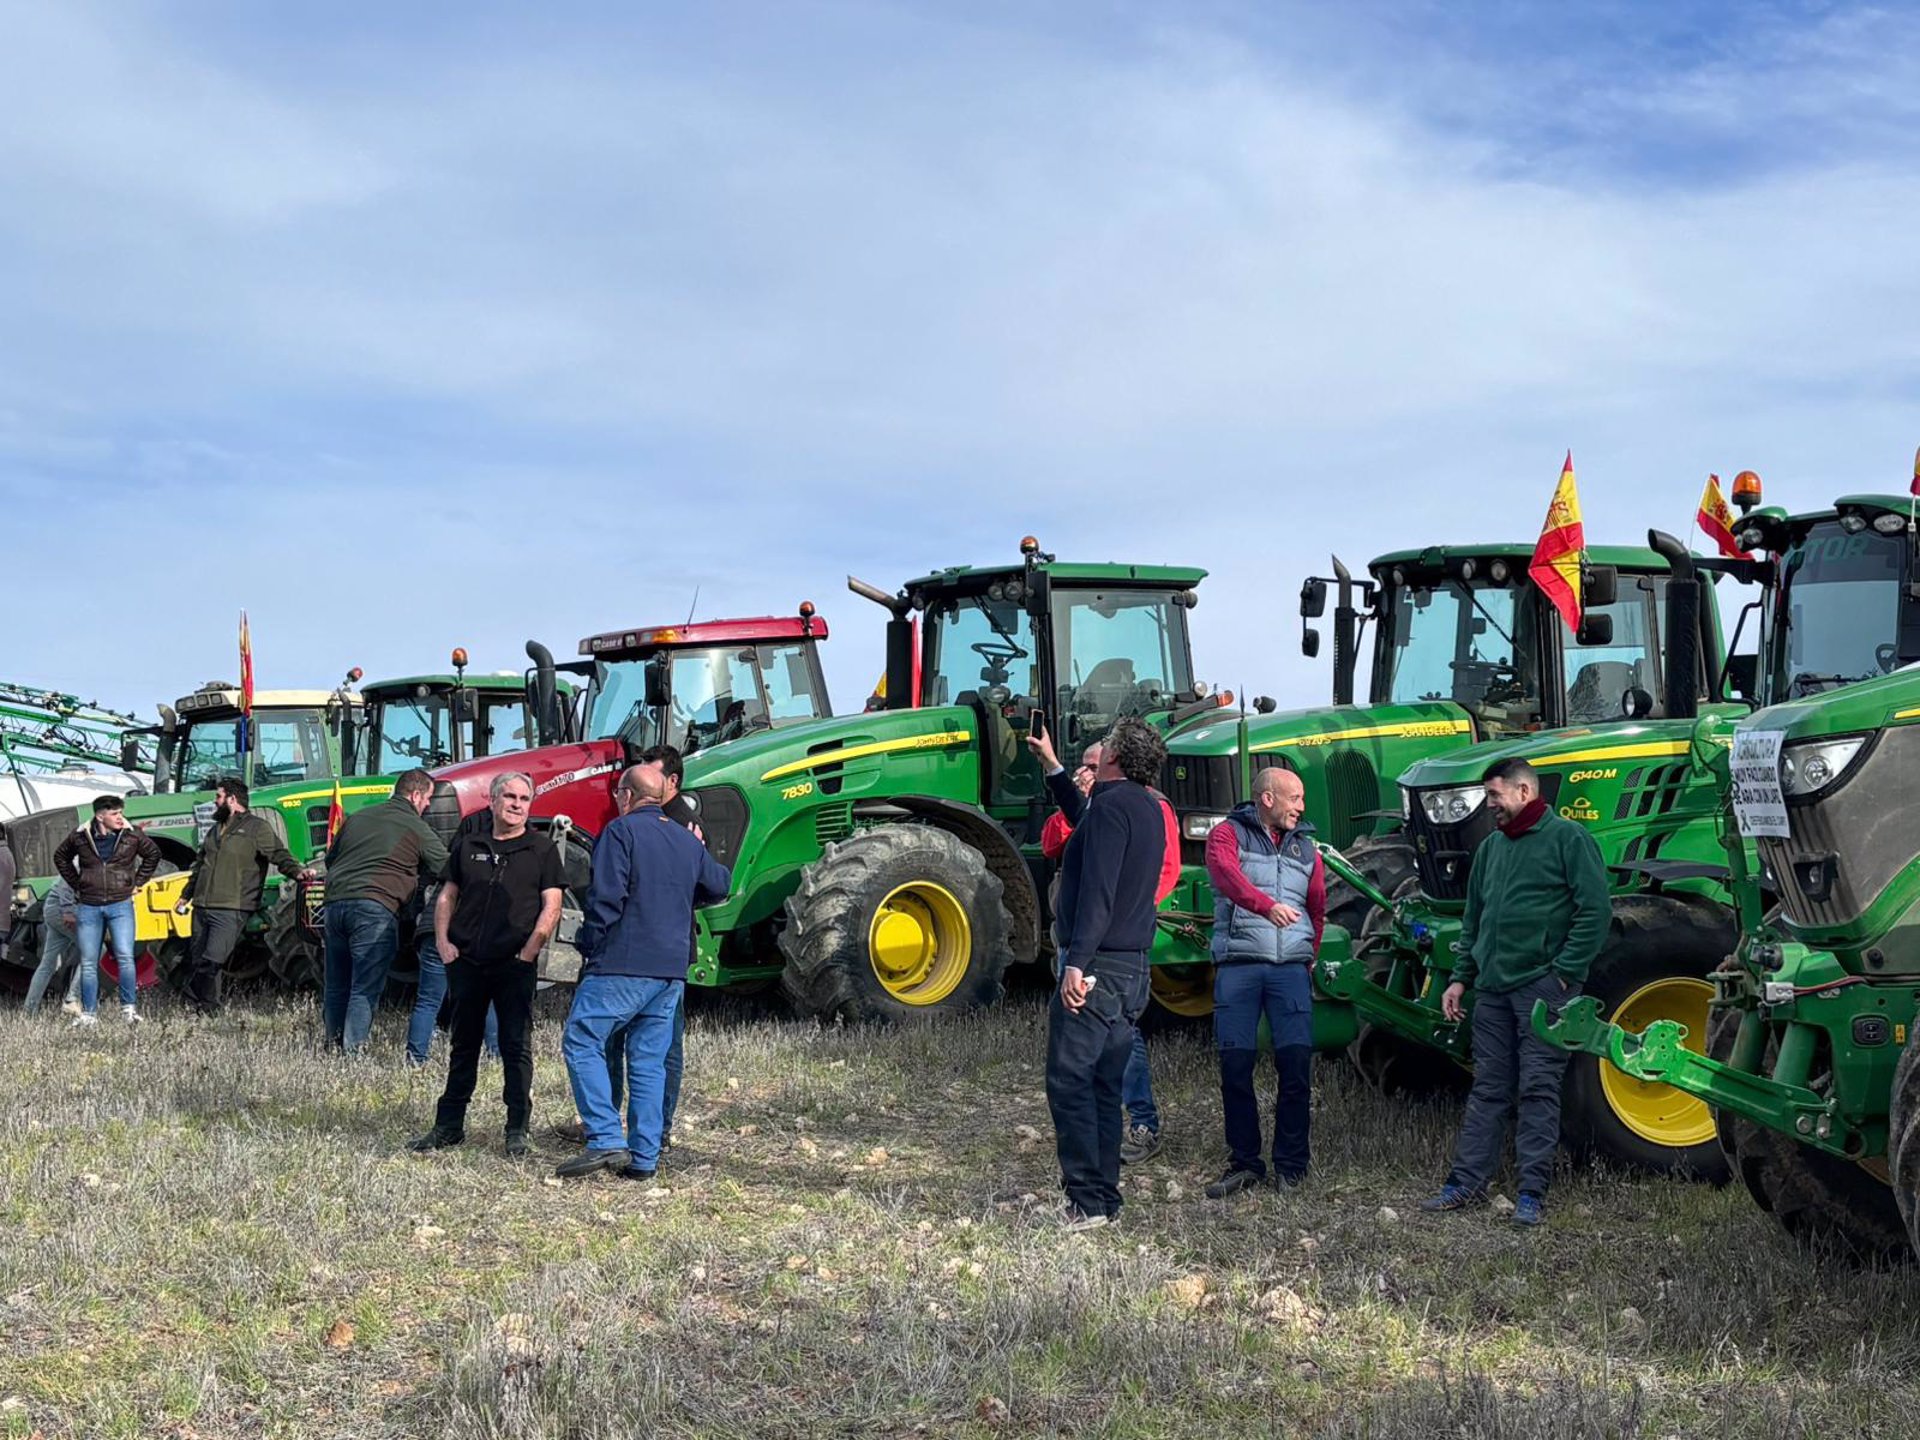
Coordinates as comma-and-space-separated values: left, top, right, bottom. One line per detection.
1, 983, 1916, 1439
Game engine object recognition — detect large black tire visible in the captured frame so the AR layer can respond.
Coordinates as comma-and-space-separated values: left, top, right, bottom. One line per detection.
1879, 1031, 1920, 1262
265, 876, 325, 990
1559, 893, 1734, 1182
780, 825, 1013, 1023
1345, 875, 1470, 1098
1323, 834, 1418, 943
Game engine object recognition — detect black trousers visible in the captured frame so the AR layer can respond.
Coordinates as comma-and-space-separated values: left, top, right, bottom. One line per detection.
184, 907, 248, 1011
434, 955, 539, 1133
1045, 950, 1150, 1218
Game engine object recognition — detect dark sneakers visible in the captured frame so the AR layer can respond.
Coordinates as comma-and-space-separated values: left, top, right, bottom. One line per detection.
620, 1164, 658, 1182
554, 1148, 631, 1179
1119, 1125, 1162, 1164
504, 1129, 531, 1158
1513, 1193, 1546, 1226
408, 1125, 465, 1153
1205, 1166, 1262, 1200
1418, 1183, 1487, 1212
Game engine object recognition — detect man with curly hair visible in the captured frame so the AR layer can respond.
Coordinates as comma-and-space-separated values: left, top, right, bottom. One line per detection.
1045, 716, 1168, 1232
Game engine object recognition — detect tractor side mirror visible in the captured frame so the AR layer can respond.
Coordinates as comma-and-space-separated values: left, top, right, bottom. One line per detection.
1723, 653, 1758, 702
1302, 628, 1321, 659
1576, 613, 1614, 647
644, 656, 671, 709
451, 689, 475, 723
119, 738, 142, 771
1299, 578, 1327, 619
1584, 565, 1618, 608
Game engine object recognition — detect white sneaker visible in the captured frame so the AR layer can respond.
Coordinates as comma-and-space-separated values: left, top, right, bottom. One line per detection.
71, 1013, 99, 1028
121, 1005, 142, 1026
60, 998, 82, 1017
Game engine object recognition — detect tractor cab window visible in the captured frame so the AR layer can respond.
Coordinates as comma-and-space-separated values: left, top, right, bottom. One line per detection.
176, 708, 335, 790
1384, 581, 1543, 731
669, 647, 769, 754
758, 642, 826, 724
1562, 578, 1667, 723
367, 691, 456, 772
1772, 525, 1908, 700
586, 660, 653, 746
477, 693, 531, 757
1050, 588, 1194, 750
922, 591, 1042, 803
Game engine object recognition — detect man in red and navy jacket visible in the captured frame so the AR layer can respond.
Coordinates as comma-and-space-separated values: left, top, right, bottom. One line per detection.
1202, 766, 1326, 1197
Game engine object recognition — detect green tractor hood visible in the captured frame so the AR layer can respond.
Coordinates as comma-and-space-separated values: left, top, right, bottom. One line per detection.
1740, 667, 1920, 745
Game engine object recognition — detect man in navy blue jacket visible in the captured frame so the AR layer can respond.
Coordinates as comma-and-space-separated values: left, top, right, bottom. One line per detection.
1046, 717, 1168, 1231
556, 765, 730, 1181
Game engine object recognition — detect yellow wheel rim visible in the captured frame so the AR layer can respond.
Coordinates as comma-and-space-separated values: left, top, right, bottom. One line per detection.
1149, 964, 1216, 1018
868, 881, 972, 1006
1598, 977, 1717, 1149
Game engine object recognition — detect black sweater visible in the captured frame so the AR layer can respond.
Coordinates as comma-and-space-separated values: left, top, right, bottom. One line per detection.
1054, 778, 1165, 967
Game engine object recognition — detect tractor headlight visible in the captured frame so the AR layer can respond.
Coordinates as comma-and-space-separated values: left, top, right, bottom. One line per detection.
1780, 736, 1866, 797
10, 884, 29, 909
1419, 784, 1485, 826
1182, 812, 1228, 840
1400, 786, 1411, 820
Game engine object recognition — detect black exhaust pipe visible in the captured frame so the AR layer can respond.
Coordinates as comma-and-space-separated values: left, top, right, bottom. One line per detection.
526, 640, 562, 747
1648, 529, 1700, 721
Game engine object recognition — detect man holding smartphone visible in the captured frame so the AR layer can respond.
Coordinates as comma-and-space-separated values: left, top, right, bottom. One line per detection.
1044, 717, 1168, 1232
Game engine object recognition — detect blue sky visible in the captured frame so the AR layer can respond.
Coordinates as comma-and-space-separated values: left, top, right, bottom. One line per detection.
5, 1, 1919, 716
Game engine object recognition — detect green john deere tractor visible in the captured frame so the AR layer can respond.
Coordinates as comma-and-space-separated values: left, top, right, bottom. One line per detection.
4, 660, 561, 994
657, 538, 1236, 1019
1536, 491, 1920, 1258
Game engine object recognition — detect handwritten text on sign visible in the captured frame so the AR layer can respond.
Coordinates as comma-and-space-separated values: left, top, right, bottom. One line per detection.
1731, 729, 1788, 839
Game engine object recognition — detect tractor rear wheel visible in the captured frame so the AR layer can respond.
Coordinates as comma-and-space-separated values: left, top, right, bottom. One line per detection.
1559, 894, 1732, 1182
1880, 1030, 1920, 1260
1345, 875, 1470, 1098
1322, 834, 1418, 943
780, 825, 1013, 1023
265, 878, 325, 990
1140, 963, 1215, 1032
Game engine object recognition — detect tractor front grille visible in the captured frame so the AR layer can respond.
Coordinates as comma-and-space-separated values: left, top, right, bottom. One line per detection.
1403, 792, 1497, 901
686, 785, 749, 869
423, 782, 464, 848
1760, 727, 1920, 932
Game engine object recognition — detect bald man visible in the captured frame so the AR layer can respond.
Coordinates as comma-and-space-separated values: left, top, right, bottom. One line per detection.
1202, 767, 1326, 1197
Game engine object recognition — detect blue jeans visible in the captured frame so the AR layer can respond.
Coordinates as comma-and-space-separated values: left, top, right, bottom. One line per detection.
24, 921, 83, 1012
322, 899, 400, 1053
1214, 962, 1314, 1180
607, 985, 685, 1139
1447, 974, 1579, 1198
75, 901, 137, 1014
563, 973, 682, 1167
408, 933, 498, 1065
1122, 1030, 1158, 1132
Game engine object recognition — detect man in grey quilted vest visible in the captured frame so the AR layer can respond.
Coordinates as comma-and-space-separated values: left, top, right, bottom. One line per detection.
1202, 767, 1326, 1197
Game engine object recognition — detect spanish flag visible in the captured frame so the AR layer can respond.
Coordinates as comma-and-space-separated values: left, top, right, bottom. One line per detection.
238, 610, 254, 716
1696, 474, 1750, 560
327, 775, 346, 844
1529, 452, 1585, 634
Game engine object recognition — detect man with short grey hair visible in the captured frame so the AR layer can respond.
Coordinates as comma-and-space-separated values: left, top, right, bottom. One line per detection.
409, 771, 564, 1157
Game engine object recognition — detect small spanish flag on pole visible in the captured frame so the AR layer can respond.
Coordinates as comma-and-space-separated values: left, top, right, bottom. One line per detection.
1529, 452, 1585, 634
327, 774, 346, 845
1696, 474, 1751, 560
238, 610, 255, 785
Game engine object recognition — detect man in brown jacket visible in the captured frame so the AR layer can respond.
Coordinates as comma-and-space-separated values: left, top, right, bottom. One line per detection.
53, 795, 162, 1025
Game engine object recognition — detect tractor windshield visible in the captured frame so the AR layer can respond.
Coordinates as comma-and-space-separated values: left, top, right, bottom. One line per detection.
1771, 524, 1909, 699
175, 707, 335, 789
364, 690, 458, 772
1050, 587, 1195, 749
1382, 580, 1543, 731
587, 642, 826, 756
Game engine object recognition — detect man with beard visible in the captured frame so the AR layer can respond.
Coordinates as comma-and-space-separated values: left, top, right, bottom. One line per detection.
174, 778, 310, 1013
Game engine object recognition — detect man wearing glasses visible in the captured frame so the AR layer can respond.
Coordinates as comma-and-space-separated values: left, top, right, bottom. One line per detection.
1029, 716, 1180, 1167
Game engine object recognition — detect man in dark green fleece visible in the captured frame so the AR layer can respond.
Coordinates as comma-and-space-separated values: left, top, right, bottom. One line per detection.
173, 778, 311, 1013
1420, 757, 1608, 1226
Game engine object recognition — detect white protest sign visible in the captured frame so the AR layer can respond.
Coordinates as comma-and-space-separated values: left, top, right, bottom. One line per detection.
1730, 728, 1789, 839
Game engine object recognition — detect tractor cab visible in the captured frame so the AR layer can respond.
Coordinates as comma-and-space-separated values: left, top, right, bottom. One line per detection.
357, 654, 568, 775
883, 538, 1206, 814
576, 611, 831, 760
158, 682, 360, 794
1303, 543, 1715, 739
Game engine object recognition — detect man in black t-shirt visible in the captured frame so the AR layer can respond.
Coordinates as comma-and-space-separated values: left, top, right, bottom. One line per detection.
408, 772, 564, 1157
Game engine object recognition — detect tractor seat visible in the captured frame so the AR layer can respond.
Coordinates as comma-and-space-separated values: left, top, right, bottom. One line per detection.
1567, 660, 1639, 723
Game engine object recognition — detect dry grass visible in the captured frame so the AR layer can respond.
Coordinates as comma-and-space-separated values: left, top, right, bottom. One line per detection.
1, 982, 1916, 1438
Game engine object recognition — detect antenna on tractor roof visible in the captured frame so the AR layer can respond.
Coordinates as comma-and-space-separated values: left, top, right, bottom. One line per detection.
685, 584, 700, 626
